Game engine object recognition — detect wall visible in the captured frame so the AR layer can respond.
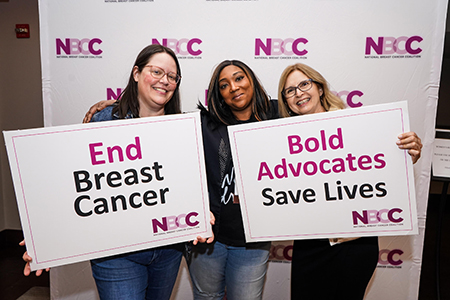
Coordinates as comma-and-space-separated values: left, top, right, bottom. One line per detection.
0, 0, 43, 231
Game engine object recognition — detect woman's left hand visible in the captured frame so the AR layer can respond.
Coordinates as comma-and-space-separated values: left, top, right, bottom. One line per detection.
397, 131, 422, 164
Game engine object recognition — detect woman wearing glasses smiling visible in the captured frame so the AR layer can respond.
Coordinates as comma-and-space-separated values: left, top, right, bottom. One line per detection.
22, 44, 191, 300
87, 45, 188, 300
277, 63, 422, 300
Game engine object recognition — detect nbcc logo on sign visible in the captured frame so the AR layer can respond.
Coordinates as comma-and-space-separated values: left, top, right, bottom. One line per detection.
352, 208, 403, 225
56, 38, 103, 55
255, 38, 308, 56
365, 36, 422, 55
152, 212, 199, 233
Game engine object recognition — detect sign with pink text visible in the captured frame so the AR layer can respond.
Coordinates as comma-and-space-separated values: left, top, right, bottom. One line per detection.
228, 101, 418, 242
3, 111, 211, 270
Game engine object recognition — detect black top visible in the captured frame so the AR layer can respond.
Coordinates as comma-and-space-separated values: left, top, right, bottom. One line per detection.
200, 100, 278, 246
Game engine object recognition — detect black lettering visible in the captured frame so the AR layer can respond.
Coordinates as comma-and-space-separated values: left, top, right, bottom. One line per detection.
111, 195, 127, 211
152, 162, 164, 180
73, 170, 92, 193
276, 191, 288, 205
143, 190, 158, 206
74, 195, 92, 216
375, 182, 387, 197
124, 169, 139, 185
303, 189, 316, 203
262, 188, 274, 206
94, 173, 105, 190
324, 182, 337, 201
337, 181, 343, 200
288, 190, 301, 204
160, 188, 169, 204
343, 185, 358, 199
93, 198, 108, 214
107, 171, 122, 188
129, 192, 142, 208
359, 183, 374, 198
140, 166, 153, 183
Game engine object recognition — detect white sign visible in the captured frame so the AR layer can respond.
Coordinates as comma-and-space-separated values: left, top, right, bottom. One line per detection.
4, 112, 211, 270
432, 129, 450, 178
228, 101, 418, 243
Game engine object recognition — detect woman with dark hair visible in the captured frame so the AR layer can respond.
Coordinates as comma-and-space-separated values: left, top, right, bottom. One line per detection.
88, 44, 185, 300
204, 60, 273, 125
187, 60, 277, 300
23, 44, 186, 300
277, 63, 422, 300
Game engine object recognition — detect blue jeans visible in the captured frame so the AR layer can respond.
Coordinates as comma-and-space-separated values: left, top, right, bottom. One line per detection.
91, 245, 183, 300
187, 241, 270, 300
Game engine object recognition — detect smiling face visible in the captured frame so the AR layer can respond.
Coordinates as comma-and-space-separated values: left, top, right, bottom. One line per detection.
218, 65, 254, 121
133, 52, 178, 117
284, 70, 325, 115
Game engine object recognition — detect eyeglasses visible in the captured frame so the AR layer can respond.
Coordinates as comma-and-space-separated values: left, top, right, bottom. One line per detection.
282, 79, 314, 98
145, 65, 181, 84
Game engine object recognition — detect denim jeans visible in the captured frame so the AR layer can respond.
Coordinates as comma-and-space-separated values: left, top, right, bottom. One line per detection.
187, 241, 270, 300
91, 245, 183, 300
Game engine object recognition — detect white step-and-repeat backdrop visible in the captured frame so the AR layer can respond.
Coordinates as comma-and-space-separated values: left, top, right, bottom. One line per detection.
38, 0, 447, 299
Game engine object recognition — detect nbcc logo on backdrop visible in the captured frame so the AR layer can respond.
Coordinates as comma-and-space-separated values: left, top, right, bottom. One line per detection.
152, 38, 202, 56
107, 88, 123, 100
269, 243, 293, 262
56, 38, 103, 57
378, 249, 403, 266
334, 90, 364, 108
365, 36, 423, 56
255, 38, 308, 57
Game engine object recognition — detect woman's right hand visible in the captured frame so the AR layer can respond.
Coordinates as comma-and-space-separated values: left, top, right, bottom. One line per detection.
20, 240, 50, 276
82, 99, 116, 123
193, 212, 215, 245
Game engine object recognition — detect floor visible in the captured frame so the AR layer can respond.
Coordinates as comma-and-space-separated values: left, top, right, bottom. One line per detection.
0, 192, 449, 300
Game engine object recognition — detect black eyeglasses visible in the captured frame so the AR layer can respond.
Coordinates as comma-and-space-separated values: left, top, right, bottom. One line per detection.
145, 65, 181, 84
282, 79, 314, 98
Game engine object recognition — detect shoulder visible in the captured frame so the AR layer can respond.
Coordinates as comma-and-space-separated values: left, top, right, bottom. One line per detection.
198, 104, 223, 131
328, 107, 343, 112
90, 105, 116, 122
269, 99, 278, 110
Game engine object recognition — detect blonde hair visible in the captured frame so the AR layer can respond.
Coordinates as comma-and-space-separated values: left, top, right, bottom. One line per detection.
277, 63, 345, 117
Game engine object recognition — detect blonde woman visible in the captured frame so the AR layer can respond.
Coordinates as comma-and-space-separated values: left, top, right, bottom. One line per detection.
277, 63, 422, 300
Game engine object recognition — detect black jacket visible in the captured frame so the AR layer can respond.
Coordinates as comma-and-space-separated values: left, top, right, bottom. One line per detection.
199, 101, 278, 246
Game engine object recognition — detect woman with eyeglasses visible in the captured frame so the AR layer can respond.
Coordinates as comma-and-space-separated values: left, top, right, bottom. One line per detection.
88, 44, 187, 300
22, 44, 192, 300
277, 63, 422, 300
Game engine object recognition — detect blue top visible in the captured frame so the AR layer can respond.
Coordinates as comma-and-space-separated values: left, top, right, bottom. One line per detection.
90, 105, 135, 122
